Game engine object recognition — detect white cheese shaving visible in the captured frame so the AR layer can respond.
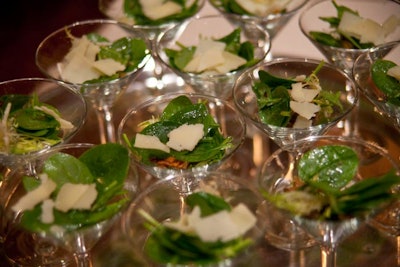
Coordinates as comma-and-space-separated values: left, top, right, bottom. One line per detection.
134, 133, 170, 153
387, 65, 400, 81
290, 101, 321, 120
139, 0, 182, 21
41, 199, 55, 224
11, 173, 57, 212
235, 0, 292, 16
54, 183, 98, 212
290, 82, 320, 103
167, 123, 204, 151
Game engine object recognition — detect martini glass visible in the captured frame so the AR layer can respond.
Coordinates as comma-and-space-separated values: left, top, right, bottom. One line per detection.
0, 78, 87, 248
118, 93, 246, 180
156, 14, 271, 99
299, 0, 400, 141
353, 41, 400, 131
35, 19, 151, 144
1, 143, 137, 267
299, 0, 400, 75
122, 171, 268, 266
98, 0, 205, 91
259, 135, 400, 267
233, 58, 358, 148
209, 0, 308, 40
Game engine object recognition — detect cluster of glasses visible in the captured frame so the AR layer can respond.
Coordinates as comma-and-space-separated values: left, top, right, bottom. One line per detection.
1, 0, 400, 266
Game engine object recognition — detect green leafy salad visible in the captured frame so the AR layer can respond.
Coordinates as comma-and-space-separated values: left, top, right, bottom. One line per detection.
11, 143, 130, 232
264, 145, 400, 220
164, 28, 257, 74
0, 94, 74, 155
371, 59, 400, 106
140, 189, 257, 264
210, 0, 292, 16
58, 31, 149, 84
253, 61, 343, 128
123, 95, 233, 169
309, 0, 400, 49
123, 0, 202, 26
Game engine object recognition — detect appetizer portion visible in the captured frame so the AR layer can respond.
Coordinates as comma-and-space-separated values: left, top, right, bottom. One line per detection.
0, 94, 74, 155
57, 32, 149, 84
309, 0, 400, 49
252, 61, 343, 128
123, 0, 202, 25
264, 145, 400, 220
123, 95, 233, 169
371, 59, 400, 105
210, 0, 294, 16
164, 28, 257, 75
11, 143, 130, 233
140, 182, 257, 264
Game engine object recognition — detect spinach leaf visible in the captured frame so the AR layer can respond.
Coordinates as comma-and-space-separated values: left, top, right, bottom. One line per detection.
371, 59, 400, 100
186, 192, 231, 216
126, 96, 232, 168
298, 145, 358, 193
18, 143, 130, 232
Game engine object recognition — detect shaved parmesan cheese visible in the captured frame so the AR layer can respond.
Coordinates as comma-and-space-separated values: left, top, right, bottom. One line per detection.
235, 0, 292, 16
338, 11, 399, 45
293, 116, 312, 128
134, 133, 170, 153
41, 199, 55, 224
290, 82, 320, 103
58, 35, 126, 83
184, 39, 226, 73
140, 0, 182, 20
229, 203, 257, 237
11, 174, 56, 212
290, 101, 320, 120
382, 15, 400, 37
387, 65, 400, 81
167, 123, 204, 151
191, 209, 238, 242
92, 58, 125, 76
214, 51, 247, 74
55, 183, 97, 212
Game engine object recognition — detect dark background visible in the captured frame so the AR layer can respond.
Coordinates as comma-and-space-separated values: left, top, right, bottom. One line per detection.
0, 0, 105, 82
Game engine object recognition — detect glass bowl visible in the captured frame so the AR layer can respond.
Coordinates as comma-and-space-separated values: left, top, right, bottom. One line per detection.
259, 135, 400, 267
233, 58, 358, 148
353, 42, 400, 131
122, 171, 267, 266
35, 19, 151, 143
299, 0, 400, 74
209, 0, 308, 39
156, 15, 271, 99
0, 78, 87, 171
1, 143, 137, 266
117, 93, 246, 179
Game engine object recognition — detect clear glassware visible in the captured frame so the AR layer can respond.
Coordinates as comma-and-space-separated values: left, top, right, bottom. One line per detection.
117, 93, 246, 180
233, 58, 358, 148
35, 19, 151, 144
299, 0, 400, 75
156, 14, 271, 99
122, 171, 268, 266
1, 143, 137, 267
259, 135, 400, 267
0, 78, 87, 179
98, 0, 205, 91
353, 41, 400, 131
209, 0, 308, 39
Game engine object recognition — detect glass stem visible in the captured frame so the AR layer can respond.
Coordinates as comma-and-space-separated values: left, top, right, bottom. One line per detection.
95, 105, 116, 144
321, 244, 337, 267
150, 38, 164, 90
289, 249, 306, 267
74, 252, 93, 267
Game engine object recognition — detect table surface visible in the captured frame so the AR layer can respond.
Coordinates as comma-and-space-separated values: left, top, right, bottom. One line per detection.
1, 1, 400, 266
